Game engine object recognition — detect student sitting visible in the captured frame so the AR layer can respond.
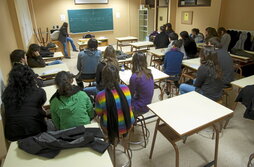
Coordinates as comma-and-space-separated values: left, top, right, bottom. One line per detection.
164, 40, 184, 79
165, 23, 174, 37
76, 38, 102, 88
205, 27, 218, 42
190, 28, 204, 43
208, 37, 234, 87
217, 27, 231, 51
50, 71, 93, 130
179, 46, 223, 101
154, 25, 170, 49
180, 31, 197, 59
95, 64, 135, 143
26, 44, 62, 68
129, 52, 154, 116
2, 65, 47, 141
84, 45, 119, 96
10, 49, 43, 87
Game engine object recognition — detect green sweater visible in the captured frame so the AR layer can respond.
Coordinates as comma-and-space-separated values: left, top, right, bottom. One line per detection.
50, 91, 93, 130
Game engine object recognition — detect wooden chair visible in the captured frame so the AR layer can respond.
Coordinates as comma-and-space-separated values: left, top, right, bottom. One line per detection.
248, 153, 254, 167
82, 78, 96, 87
129, 113, 149, 149
102, 126, 132, 167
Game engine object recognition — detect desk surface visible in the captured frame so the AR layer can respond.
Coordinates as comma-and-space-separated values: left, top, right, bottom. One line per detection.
149, 48, 166, 57
3, 123, 113, 167
98, 46, 107, 52
32, 63, 69, 77
115, 36, 138, 41
129, 41, 154, 48
231, 75, 254, 88
119, 66, 168, 85
230, 54, 251, 61
43, 85, 57, 107
182, 58, 200, 70
118, 57, 133, 63
196, 43, 204, 49
147, 91, 233, 136
43, 52, 64, 61
79, 37, 108, 42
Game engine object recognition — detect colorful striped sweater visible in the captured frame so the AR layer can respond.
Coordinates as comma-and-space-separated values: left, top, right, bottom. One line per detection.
95, 84, 135, 135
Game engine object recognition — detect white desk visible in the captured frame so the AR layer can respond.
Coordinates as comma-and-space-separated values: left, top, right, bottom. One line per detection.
129, 41, 154, 52
231, 75, 254, 89
3, 123, 113, 167
182, 58, 200, 71
115, 36, 138, 51
42, 85, 57, 108
32, 63, 69, 78
148, 48, 166, 57
98, 46, 107, 53
148, 91, 233, 167
148, 48, 167, 70
119, 66, 169, 85
43, 52, 64, 62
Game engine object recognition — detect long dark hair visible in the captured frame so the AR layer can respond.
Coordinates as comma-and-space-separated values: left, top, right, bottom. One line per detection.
200, 46, 222, 79
102, 64, 131, 143
87, 38, 98, 51
54, 71, 79, 97
27, 44, 40, 58
2, 64, 37, 108
205, 27, 218, 42
132, 52, 153, 79
103, 45, 119, 67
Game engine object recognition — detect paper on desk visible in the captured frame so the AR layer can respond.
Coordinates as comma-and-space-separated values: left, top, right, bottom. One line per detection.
190, 64, 200, 69
42, 68, 63, 75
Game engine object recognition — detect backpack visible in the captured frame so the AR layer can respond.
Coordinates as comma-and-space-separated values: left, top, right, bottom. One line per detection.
50, 31, 60, 40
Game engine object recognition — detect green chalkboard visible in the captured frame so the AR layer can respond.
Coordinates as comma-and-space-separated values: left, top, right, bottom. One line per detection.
68, 8, 113, 33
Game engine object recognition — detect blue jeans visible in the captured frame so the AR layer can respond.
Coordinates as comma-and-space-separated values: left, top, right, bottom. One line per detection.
47, 60, 63, 66
62, 37, 77, 57
179, 83, 196, 94
84, 86, 99, 97
67, 37, 77, 51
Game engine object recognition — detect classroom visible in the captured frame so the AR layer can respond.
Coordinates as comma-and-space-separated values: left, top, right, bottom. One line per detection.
0, 0, 254, 166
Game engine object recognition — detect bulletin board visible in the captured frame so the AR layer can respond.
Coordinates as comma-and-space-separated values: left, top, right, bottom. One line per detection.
181, 11, 193, 25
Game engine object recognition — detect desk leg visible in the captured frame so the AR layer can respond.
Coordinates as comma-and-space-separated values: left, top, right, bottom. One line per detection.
149, 118, 160, 159
213, 124, 219, 167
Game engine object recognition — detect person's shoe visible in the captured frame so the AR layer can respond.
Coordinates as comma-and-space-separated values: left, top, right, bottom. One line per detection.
64, 56, 71, 59
73, 49, 79, 52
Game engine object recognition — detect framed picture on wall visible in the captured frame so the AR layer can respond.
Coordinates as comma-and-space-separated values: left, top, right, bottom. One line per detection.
181, 11, 193, 25
178, 0, 211, 7
74, 0, 108, 4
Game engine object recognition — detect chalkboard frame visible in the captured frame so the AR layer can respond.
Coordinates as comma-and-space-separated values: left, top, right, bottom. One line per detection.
68, 8, 114, 33
74, 0, 108, 4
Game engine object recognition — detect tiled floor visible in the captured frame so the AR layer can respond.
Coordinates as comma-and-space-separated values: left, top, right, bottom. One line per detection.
63, 46, 254, 167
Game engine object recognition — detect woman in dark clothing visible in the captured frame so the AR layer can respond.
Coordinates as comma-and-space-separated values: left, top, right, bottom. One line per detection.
180, 31, 197, 59
165, 23, 174, 37
2, 64, 47, 141
153, 26, 170, 49
179, 46, 223, 101
58, 22, 78, 58
26, 44, 62, 68
205, 27, 218, 42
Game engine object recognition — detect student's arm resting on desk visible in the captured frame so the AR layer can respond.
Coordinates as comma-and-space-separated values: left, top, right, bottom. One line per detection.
194, 65, 206, 88
28, 57, 46, 68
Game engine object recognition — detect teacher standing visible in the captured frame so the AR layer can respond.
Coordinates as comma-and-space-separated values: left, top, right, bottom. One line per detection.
58, 22, 78, 59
